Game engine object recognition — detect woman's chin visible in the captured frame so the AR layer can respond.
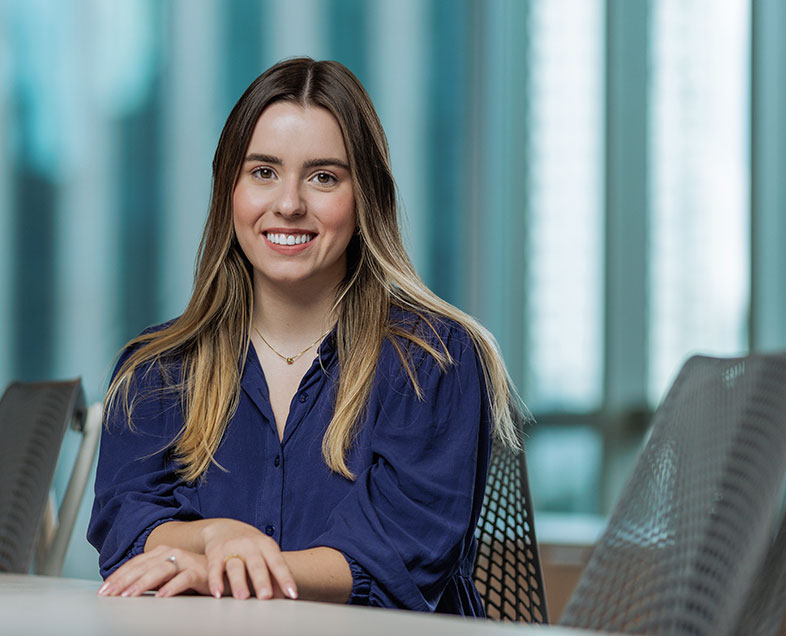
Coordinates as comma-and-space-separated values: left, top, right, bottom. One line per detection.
254, 265, 347, 294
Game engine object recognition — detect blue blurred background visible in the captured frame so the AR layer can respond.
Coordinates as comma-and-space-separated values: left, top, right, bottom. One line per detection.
1, 0, 785, 580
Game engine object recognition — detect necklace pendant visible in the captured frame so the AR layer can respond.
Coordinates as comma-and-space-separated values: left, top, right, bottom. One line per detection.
286, 357, 294, 365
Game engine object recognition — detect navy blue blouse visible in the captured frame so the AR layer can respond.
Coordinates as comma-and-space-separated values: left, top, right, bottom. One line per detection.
87, 311, 492, 615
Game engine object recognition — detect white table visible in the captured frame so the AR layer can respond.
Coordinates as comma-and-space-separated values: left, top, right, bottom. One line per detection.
0, 574, 600, 636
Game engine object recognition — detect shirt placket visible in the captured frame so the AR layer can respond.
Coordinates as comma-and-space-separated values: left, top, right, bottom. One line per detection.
251, 340, 336, 543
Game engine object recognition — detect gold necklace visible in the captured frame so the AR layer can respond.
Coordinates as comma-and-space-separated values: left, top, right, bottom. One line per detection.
252, 324, 332, 365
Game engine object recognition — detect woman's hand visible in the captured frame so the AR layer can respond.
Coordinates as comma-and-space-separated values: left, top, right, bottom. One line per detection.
200, 518, 297, 601
97, 546, 210, 598
97, 519, 298, 601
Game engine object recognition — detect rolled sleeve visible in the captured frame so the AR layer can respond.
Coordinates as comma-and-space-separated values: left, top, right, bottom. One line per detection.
87, 350, 202, 578
310, 323, 491, 611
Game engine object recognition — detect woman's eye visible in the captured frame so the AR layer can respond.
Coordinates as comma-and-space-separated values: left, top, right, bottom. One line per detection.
253, 167, 274, 179
313, 172, 337, 185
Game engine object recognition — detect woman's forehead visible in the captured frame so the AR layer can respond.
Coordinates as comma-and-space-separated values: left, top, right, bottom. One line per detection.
245, 102, 348, 161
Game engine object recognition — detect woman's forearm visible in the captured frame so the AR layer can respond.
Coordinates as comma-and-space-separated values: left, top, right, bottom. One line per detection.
282, 547, 352, 603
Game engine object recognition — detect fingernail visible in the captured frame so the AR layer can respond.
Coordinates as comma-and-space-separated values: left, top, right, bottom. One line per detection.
121, 586, 137, 598
156, 589, 169, 598
97, 582, 109, 595
285, 585, 298, 600
211, 587, 221, 599
257, 587, 271, 600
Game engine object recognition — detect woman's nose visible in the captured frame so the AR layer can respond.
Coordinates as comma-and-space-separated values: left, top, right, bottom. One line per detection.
273, 180, 305, 217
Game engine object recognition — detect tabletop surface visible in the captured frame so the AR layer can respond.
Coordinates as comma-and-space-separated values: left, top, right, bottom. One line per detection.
0, 574, 602, 636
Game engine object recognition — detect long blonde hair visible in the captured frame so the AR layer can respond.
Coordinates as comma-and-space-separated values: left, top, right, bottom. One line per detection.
106, 58, 524, 482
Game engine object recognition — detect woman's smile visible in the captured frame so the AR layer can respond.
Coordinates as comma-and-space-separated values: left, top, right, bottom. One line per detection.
262, 227, 318, 254
263, 231, 316, 247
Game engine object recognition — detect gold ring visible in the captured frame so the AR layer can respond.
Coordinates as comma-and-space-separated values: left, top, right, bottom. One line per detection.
223, 553, 246, 565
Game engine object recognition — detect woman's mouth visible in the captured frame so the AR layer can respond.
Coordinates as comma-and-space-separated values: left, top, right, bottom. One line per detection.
264, 232, 316, 246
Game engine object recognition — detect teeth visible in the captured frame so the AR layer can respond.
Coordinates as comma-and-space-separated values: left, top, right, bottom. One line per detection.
265, 233, 313, 246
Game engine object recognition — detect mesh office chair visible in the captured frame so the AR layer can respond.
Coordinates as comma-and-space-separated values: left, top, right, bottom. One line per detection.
0, 379, 102, 576
560, 353, 786, 635
473, 420, 548, 623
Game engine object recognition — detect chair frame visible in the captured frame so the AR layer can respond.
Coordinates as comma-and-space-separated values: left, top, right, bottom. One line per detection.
38, 401, 102, 576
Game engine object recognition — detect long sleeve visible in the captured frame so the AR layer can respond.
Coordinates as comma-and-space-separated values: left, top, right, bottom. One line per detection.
87, 351, 202, 578
308, 321, 492, 611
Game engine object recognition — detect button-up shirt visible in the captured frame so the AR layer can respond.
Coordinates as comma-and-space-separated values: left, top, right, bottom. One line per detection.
88, 310, 491, 615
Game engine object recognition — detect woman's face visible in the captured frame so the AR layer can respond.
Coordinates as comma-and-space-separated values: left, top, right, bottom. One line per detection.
233, 102, 356, 294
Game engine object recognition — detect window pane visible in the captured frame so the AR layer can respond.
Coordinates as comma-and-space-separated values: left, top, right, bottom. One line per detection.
525, 0, 605, 412
527, 426, 603, 514
649, 0, 750, 404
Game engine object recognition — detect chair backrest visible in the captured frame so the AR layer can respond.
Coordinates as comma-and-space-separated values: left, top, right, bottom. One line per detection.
733, 509, 786, 636
0, 380, 86, 574
560, 353, 786, 635
473, 425, 549, 623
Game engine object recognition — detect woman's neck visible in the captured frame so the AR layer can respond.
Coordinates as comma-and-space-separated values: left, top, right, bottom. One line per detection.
251, 275, 339, 345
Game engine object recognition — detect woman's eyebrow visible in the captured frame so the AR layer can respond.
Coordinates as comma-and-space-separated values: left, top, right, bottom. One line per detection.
303, 157, 350, 170
245, 153, 281, 164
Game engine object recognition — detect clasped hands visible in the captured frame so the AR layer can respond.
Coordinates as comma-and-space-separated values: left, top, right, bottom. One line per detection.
97, 518, 298, 600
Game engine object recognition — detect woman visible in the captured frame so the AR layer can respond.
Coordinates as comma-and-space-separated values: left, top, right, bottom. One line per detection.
88, 57, 522, 614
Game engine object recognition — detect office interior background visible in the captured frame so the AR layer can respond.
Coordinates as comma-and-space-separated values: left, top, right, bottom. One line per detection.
1, 0, 785, 581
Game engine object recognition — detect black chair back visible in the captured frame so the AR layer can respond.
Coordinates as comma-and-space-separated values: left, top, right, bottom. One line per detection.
473, 424, 548, 623
0, 380, 86, 573
560, 353, 786, 635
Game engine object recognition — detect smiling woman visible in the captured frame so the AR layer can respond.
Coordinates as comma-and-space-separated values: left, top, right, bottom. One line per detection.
86, 58, 524, 615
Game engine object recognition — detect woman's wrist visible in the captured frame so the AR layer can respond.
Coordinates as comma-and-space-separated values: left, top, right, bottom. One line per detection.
146, 519, 215, 554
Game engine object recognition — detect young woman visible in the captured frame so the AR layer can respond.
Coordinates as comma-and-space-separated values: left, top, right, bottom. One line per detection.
88, 57, 522, 615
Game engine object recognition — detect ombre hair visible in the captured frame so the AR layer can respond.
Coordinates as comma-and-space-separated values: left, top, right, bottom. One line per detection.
106, 58, 523, 482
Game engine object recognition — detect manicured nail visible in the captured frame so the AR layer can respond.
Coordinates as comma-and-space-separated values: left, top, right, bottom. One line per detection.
121, 586, 137, 598
211, 587, 221, 599
285, 585, 298, 600
97, 582, 110, 595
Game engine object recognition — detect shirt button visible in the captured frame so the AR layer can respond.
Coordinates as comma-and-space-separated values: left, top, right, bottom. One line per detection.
298, 392, 308, 403
274, 455, 280, 467
265, 525, 275, 536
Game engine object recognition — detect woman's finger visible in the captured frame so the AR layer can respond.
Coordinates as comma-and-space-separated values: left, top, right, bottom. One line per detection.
100, 549, 166, 596
119, 553, 182, 597
259, 543, 297, 600
99, 558, 140, 595
224, 556, 251, 600
243, 551, 273, 600
156, 565, 208, 598
206, 551, 226, 599
155, 570, 192, 598
102, 546, 189, 597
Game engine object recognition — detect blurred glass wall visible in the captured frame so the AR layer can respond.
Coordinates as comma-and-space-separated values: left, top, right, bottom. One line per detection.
2, 0, 784, 579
